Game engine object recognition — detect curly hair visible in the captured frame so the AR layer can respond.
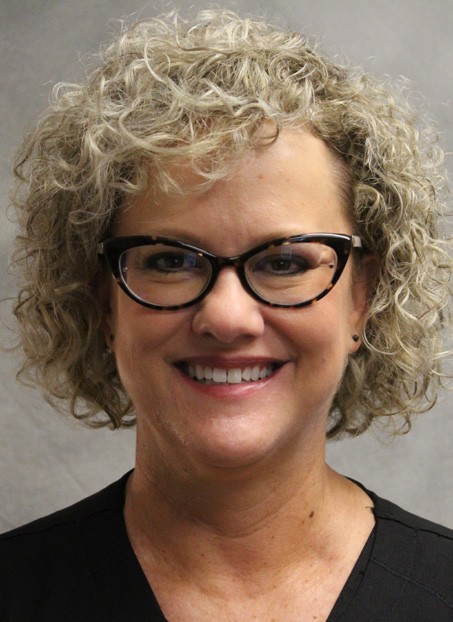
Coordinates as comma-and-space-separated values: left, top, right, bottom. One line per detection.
10, 9, 451, 437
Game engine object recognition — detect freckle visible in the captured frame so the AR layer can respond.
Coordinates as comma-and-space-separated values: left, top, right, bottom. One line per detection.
309, 511, 315, 518
258, 173, 264, 179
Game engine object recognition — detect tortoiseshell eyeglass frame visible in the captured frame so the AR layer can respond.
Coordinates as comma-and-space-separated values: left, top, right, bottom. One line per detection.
98, 233, 363, 311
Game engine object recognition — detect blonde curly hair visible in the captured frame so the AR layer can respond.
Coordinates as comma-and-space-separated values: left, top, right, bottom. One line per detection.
11, 10, 451, 436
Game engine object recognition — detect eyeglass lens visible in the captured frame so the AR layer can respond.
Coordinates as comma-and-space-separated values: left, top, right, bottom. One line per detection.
118, 241, 338, 307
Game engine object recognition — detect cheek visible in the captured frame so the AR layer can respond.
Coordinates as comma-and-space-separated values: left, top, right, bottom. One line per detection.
276, 296, 352, 359
109, 294, 190, 376
265, 303, 351, 426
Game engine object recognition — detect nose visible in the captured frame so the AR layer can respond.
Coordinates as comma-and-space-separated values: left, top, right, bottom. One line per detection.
192, 268, 265, 343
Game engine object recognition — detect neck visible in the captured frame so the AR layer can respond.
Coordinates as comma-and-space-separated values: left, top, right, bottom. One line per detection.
124, 439, 366, 587
132, 448, 325, 530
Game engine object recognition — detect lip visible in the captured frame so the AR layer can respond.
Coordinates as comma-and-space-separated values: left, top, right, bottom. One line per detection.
172, 356, 288, 397
175, 356, 286, 369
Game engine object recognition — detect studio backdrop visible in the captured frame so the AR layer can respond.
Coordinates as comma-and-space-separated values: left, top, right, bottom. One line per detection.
0, 0, 451, 531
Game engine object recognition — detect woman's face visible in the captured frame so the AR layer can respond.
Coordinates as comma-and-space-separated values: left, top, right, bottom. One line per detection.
103, 129, 369, 473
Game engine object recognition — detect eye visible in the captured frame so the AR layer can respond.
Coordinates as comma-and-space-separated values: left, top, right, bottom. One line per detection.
138, 250, 201, 273
148, 252, 194, 272
254, 255, 309, 276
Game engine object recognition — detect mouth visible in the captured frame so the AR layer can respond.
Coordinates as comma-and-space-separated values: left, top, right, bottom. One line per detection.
175, 362, 283, 385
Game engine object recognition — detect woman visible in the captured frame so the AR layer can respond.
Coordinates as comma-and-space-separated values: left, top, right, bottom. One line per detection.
1, 9, 451, 621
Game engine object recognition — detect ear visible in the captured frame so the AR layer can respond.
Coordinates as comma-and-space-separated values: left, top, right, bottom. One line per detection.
348, 254, 378, 354
97, 271, 116, 351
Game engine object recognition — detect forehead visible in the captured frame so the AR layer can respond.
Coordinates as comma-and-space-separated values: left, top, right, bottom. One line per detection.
114, 129, 353, 250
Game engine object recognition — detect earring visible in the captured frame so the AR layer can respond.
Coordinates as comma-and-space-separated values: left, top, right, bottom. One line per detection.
352, 334, 360, 342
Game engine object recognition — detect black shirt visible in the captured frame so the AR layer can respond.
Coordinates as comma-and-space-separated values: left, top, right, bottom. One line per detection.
1, 472, 452, 621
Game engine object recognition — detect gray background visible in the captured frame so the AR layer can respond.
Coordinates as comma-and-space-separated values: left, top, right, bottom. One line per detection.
0, 0, 451, 532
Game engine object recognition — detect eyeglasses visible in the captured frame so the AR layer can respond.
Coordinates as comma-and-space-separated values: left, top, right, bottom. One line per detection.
98, 233, 363, 310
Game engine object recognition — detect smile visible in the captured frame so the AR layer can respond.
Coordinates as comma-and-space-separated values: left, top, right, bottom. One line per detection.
178, 363, 280, 385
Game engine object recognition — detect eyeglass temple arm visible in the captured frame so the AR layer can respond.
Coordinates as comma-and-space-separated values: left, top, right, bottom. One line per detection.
352, 236, 362, 249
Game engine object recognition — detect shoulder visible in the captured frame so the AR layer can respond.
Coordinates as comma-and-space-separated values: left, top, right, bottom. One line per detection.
0, 471, 144, 621
370, 487, 453, 559
0, 470, 129, 543
361, 486, 453, 619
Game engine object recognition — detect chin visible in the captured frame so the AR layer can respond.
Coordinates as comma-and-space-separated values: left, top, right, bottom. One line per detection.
184, 422, 292, 474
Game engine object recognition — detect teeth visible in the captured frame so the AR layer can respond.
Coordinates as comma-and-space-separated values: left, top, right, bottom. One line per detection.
213, 368, 227, 383
251, 365, 260, 381
227, 368, 242, 384
185, 364, 275, 384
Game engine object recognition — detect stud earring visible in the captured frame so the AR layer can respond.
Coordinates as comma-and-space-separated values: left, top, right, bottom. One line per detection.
352, 334, 360, 342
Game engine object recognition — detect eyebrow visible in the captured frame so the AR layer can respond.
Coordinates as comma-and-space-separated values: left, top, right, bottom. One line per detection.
127, 229, 302, 251
149, 230, 202, 244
